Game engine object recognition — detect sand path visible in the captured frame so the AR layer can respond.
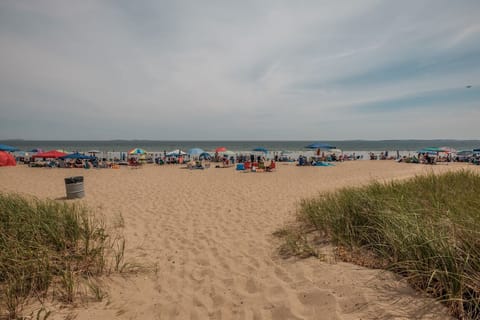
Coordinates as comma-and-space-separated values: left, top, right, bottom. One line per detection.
1, 161, 474, 319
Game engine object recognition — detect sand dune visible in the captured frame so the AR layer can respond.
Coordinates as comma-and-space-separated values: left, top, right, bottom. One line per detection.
1, 161, 473, 319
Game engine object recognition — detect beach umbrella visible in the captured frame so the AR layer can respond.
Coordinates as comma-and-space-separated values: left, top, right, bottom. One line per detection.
0, 144, 19, 152
187, 148, 205, 155
128, 148, 147, 155
88, 150, 101, 154
30, 148, 43, 153
474, 148, 480, 152
166, 149, 186, 156
253, 147, 268, 153
417, 147, 448, 153
60, 152, 95, 160
306, 142, 335, 157
31, 150, 67, 159
305, 142, 335, 149
199, 152, 212, 159
215, 147, 227, 153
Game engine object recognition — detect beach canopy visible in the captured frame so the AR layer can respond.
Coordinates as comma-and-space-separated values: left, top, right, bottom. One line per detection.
0, 151, 16, 166
199, 152, 212, 159
128, 148, 147, 155
0, 144, 19, 152
417, 147, 449, 153
305, 142, 335, 149
187, 148, 205, 155
31, 150, 67, 159
166, 149, 187, 156
215, 147, 227, 153
60, 152, 95, 160
253, 147, 268, 153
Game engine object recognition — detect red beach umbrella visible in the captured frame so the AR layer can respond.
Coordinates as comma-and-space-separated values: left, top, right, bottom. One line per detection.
31, 150, 67, 159
215, 147, 227, 153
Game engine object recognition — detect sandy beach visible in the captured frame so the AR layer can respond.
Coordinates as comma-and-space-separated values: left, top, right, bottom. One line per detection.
1, 161, 476, 319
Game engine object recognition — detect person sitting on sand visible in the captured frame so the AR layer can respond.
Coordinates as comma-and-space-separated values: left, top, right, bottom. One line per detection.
75, 159, 83, 168
187, 158, 196, 169
266, 160, 276, 172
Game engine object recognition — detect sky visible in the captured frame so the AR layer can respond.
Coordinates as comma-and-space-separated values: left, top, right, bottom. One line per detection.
0, 0, 479, 140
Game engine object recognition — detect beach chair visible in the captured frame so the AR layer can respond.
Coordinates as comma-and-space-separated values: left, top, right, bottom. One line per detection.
258, 161, 266, 171
128, 159, 141, 168
266, 161, 276, 172
244, 161, 251, 170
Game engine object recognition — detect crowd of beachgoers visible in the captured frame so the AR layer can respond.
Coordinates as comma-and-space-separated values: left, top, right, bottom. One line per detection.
2, 143, 480, 169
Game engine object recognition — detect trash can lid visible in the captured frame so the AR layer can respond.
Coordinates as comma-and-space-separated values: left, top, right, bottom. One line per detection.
65, 176, 84, 184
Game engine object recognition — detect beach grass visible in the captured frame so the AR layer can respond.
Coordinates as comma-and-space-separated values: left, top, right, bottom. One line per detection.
0, 193, 121, 319
289, 170, 480, 319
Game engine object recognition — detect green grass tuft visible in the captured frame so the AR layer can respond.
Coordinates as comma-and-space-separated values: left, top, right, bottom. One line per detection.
293, 170, 480, 319
0, 193, 123, 319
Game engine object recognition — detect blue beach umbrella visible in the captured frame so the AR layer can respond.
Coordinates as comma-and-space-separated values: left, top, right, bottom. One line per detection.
0, 144, 19, 152
60, 152, 95, 160
187, 148, 205, 155
253, 147, 268, 153
30, 148, 43, 153
305, 142, 335, 149
199, 152, 212, 160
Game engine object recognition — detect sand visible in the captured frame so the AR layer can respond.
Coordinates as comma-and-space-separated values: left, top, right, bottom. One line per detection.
1, 161, 475, 319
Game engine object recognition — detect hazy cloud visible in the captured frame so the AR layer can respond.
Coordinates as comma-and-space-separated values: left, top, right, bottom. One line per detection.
0, 0, 479, 139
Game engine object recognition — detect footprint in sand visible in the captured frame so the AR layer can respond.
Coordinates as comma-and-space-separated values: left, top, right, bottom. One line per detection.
297, 289, 340, 316
274, 266, 293, 283
245, 277, 260, 294
191, 267, 214, 282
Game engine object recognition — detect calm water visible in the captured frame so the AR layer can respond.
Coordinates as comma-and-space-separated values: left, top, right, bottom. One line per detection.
2, 140, 480, 152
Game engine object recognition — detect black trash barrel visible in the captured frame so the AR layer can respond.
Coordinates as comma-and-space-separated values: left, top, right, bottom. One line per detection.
65, 176, 85, 199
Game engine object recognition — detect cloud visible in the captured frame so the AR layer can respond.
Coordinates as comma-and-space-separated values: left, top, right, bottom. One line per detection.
0, 0, 479, 139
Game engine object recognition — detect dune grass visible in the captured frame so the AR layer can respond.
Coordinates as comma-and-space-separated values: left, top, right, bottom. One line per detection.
0, 193, 124, 319
290, 170, 480, 319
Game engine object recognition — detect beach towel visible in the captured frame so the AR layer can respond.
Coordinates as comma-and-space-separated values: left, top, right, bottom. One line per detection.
314, 162, 334, 167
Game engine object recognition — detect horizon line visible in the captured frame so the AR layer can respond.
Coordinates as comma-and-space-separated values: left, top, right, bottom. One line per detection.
2, 138, 480, 142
